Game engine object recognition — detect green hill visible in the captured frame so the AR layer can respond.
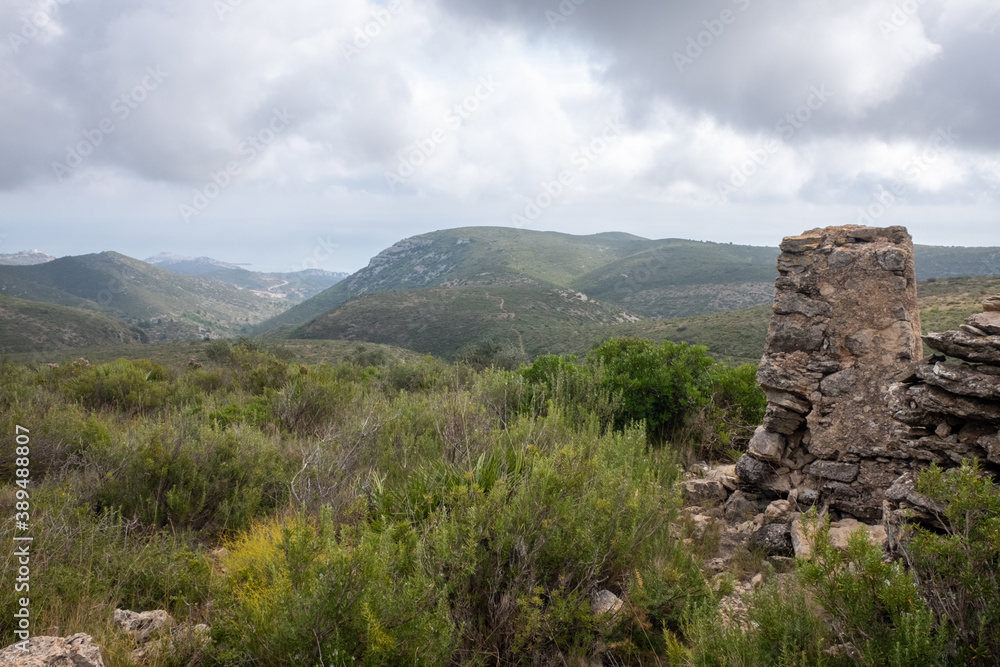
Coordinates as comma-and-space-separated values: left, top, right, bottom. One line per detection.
570, 241, 779, 319
260, 228, 1000, 336
285, 275, 1000, 366
0, 295, 146, 355
256, 228, 659, 332
0, 252, 290, 341
292, 283, 640, 360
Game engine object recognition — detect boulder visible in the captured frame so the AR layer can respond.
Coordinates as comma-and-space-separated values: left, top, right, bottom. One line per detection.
735, 454, 774, 487
808, 460, 860, 483
0, 634, 104, 667
827, 519, 887, 551
724, 490, 767, 522
681, 478, 727, 506
763, 500, 792, 523
591, 590, 623, 616
889, 382, 1000, 423
914, 362, 1000, 400
749, 523, 793, 557
114, 609, 172, 644
966, 311, 1000, 335
983, 295, 1000, 312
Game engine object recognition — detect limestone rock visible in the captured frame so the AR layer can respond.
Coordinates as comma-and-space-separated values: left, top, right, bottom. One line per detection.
808, 460, 860, 483
914, 361, 1000, 400
591, 590, 623, 616
0, 634, 105, 667
763, 500, 792, 523
966, 311, 1000, 335
790, 515, 812, 559
724, 490, 767, 522
681, 478, 727, 506
924, 330, 1000, 364
748, 426, 785, 463
983, 295, 1000, 312
735, 454, 774, 487
749, 523, 793, 557
790, 514, 886, 558
827, 518, 888, 551
114, 609, 172, 644
756, 352, 824, 397
889, 382, 1000, 423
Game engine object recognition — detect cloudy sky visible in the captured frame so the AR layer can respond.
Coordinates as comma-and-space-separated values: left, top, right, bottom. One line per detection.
1, 0, 998, 272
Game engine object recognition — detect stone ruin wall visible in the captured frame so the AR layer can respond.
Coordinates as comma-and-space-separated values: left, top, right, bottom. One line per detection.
736, 225, 924, 522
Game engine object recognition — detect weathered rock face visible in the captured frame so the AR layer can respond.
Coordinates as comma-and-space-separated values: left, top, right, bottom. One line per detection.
884, 295, 1000, 506
737, 225, 922, 521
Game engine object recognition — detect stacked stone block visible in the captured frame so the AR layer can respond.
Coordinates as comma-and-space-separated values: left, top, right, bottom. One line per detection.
736, 225, 922, 521
888, 298, 1000, 475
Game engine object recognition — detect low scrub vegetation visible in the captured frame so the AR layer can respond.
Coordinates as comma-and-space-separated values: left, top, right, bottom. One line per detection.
0, 338, 996, 665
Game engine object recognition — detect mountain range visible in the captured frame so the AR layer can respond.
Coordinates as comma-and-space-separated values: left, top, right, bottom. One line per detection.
3, 228, 1000, 361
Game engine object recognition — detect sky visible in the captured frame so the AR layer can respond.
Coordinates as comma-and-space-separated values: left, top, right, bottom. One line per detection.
1, 0, 998, 273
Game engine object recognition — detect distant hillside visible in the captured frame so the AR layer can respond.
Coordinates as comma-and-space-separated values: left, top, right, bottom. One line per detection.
145, 252, 246, 273
256, 228, 762, 332
0, 294, 146, 355
259, 228, 1000, 336
0, 250, 55, 266
147, 253, 347, 302
293, 283, 640, 360
0, 252, 289, 341
570, 241, 779, 319
8, 337, 424, 368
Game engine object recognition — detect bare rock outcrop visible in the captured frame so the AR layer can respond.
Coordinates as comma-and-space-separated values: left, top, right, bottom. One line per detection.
736, 225, 922, 521
0, 634, 105, 667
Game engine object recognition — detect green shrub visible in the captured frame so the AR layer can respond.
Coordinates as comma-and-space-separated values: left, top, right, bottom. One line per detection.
708, 362, 766, 444
206, 337, 294, 363
588, 337, 715, 445
210, 511, 455, 666
903, 460, 1000, 662
381, 354, 454, 393
90, 422, 289, 534
420, 422, 704, 663
64, 358, 176, 413
798, 511, 946, 665
208, 397, 273, 430
676, 362, 767, 463
0, 487, 212, 637
270, 373, 362, 435
457, 338, 528, 371
667, 583, 835, 667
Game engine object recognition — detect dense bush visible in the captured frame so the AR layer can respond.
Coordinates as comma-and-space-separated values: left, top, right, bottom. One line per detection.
588, 337, 715, 444
87, 420, 290, 534
902, 461, 1000, 662
214, 418, 705, 665
210, 511, 455, 666
64, 358, 177, 413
